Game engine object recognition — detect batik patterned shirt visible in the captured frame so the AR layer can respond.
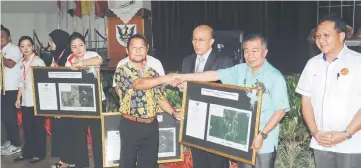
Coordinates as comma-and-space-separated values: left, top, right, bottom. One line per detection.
114, 62, 165, 118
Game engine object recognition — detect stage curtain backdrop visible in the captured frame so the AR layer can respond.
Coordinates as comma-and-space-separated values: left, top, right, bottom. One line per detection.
151, 1, 317, 74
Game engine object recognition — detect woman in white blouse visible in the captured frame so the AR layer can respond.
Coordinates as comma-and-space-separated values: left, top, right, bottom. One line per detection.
52, 32, 104, 168
13, 36, 46, 163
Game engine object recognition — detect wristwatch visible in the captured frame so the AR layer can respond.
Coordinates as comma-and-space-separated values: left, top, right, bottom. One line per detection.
344, 130, 352, 140
259, 131, 268, 140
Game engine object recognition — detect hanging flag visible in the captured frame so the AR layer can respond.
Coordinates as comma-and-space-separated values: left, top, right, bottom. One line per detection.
95, 0, 108, 19
81, 0, 92, 16
67, 1, 77, 17
68, 1, 92, 18
73, 1, 82, 18
57, 0, 62, 10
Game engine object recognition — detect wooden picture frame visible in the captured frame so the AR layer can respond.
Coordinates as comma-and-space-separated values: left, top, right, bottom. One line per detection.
101, 112, 122, 167
180, 81, 263, 165
1, 52, 6, 95
157, 112, 183, 163
32, 67, 102, 119
101, 112, 184, 167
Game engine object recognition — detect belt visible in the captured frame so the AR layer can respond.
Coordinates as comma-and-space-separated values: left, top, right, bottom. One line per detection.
122, 113, 155, 124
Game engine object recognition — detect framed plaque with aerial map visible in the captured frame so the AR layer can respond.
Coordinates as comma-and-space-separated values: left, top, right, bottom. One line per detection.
102, 112, 183, 168
180, 81, 263, 165
31, 67, 102, 119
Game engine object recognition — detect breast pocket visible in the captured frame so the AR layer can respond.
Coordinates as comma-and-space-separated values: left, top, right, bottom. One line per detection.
337, 74, 353, 94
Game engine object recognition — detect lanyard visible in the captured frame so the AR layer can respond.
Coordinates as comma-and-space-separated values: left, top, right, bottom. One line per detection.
67, 54, 76, 65
52, 49, 66, 67
22, 55, 35, 81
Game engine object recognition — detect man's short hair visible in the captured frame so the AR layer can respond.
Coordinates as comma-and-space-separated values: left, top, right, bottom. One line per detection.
127, 34, 148, 49
243, 33, 268, 49
1, 25, 11, 37
319, 15, 347, 33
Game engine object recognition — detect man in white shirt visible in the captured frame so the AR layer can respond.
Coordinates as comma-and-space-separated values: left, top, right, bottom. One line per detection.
296, 16, 361, 168
0, 25, 22, 155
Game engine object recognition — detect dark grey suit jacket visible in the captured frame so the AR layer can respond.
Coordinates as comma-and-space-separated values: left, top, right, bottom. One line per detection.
181, 50, 235, 74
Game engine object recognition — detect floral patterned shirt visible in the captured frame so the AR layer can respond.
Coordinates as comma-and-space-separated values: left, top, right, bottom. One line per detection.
114, 62, 165, 118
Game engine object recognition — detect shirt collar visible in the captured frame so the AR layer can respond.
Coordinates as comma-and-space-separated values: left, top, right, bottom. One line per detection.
22, 53, 36, 64
1, 42, 11, 51
127, 61, 150, 72
322, 44, 348, 62
197, 48, 212, 61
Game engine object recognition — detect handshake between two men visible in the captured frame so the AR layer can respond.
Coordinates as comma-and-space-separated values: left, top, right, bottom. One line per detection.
131, 71, 221, 91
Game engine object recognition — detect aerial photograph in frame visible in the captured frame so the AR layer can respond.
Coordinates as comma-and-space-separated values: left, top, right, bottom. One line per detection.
207, 104, 252, 152
158, 127, 176, 157
58, 83, 96, 112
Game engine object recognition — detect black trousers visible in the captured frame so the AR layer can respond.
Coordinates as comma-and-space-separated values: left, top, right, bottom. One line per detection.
60, 118, 88, 167
59, 118, 103, 168
51, 117, 71, 157
191, 148, 230, 168
90, 119, 103, 168
1, 90, 20, 146
22, 106, 46, 159
119, 117, 159, 168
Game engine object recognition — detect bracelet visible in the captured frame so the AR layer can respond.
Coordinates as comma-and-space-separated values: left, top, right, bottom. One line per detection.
259, 131, 268, 140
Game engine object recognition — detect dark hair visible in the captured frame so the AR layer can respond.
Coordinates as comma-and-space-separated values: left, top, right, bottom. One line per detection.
127, 34, 148, 48
1, 25, 11, 37
243, 33, 268, 49
68, 32, 86, 46
319, 15, 347, 33
18, 36, 34, 46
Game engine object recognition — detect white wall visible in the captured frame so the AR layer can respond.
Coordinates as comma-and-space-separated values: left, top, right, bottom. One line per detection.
1, 1, 107, 48
1, 1, 59, 45
1, 1, 151, 49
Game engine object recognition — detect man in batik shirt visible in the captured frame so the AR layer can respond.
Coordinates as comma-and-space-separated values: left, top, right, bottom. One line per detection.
114, 34, 182, 168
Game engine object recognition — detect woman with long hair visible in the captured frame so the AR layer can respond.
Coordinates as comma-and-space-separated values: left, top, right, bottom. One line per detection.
13, 36, 46, 163
51, 32, 104, 168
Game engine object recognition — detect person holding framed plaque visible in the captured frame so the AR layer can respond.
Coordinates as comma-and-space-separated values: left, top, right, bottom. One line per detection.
113, 34, 183, 168
132, 25, 235, 168
47, 29, 72, 159
133, 34, 290, 168
51, 32, 104, 168
13, 36, 46, 163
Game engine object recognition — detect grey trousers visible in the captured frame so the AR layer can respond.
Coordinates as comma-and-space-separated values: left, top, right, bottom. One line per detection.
314, 149, 361, 168
238, 152, 276, 168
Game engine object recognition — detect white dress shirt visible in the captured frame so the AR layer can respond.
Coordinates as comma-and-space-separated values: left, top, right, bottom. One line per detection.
1, 43, 22, 91
296, 45, 361, 153
112, 55, 165, 87
194, 48, 212, 72
18, 55, 45, 107
65, 51, 106, 101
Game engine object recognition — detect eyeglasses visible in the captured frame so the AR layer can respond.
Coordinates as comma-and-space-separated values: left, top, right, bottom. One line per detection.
192, 38, 212, 44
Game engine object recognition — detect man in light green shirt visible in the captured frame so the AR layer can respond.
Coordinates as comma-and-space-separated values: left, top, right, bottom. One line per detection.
132, 34, 290, 168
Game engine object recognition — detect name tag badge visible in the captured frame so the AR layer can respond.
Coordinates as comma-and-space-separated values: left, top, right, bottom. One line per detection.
157, 115, 163, 122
